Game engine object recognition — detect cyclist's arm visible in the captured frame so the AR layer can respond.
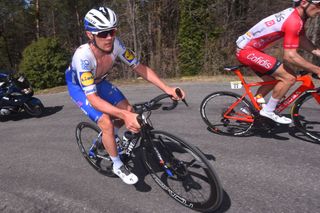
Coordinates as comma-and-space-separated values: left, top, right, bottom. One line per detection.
299, 34, 320, 57
133, 64, 185, 99
283, 48, 320, 76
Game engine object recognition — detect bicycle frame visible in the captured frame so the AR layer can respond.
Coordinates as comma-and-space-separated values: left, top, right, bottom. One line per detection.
226, 67, 320, 123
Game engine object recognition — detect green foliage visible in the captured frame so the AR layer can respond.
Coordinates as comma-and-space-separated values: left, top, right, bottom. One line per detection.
19, 37, 70, 89
177, 0, 213, 76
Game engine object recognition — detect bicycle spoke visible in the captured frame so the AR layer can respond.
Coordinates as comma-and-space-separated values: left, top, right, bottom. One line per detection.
200, 92, 254, 136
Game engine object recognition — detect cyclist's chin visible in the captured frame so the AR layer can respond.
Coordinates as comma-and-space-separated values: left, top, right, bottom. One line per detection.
101, 45, 113, 53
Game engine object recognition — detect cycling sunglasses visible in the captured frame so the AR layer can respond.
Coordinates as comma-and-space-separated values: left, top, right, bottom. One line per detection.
94, 29, 116, 38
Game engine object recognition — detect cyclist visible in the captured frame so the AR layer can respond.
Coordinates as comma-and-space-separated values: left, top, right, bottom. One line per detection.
65, 6, 185, 185
236, 0, 320, 124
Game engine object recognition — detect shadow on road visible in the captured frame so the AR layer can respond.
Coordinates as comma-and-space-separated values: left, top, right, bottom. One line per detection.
206, 113, 320, 145
0, 105, 64, 122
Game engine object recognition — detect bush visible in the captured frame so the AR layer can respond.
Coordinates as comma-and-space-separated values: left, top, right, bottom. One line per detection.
19, 37, 70, 89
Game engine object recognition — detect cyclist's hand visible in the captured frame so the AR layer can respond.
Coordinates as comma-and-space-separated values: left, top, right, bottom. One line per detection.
123, 111, 140, 133
165, 87, 186, 100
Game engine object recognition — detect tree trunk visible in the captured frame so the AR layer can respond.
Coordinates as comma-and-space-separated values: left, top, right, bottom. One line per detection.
36, 0, 40, 40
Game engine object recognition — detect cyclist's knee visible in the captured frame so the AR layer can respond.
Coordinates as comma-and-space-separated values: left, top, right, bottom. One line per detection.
280, 74, 296, 86
97, 114, 114, 132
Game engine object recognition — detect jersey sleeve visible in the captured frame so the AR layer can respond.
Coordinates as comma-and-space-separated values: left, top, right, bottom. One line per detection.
72, 50, 97, 96
282, 15, 303, 49
114, 38, 140, 68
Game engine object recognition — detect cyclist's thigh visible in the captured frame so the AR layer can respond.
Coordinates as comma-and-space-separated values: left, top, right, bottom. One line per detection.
271, 64, 296, 80
67, 83, 103, 122
97, 80, 126, 106
236, 48, 282, 76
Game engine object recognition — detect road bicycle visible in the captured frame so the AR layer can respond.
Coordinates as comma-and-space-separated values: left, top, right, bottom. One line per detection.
75, 91, 223, 212
200, 65, 320, 143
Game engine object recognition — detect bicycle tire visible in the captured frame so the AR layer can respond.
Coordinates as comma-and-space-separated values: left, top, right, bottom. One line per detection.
75, 122, 115, 177
142, 130, 223, 212
200, 91, 254, 136
292, 91, 320, 143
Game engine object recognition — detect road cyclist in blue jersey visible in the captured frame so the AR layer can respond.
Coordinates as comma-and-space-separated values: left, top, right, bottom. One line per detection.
65, 6, 185, 185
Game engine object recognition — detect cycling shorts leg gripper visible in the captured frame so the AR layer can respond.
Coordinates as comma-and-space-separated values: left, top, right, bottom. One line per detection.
67, 82, 103, 122
236, 48, 282, 76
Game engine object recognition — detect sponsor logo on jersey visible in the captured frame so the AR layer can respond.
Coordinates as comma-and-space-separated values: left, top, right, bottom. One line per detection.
81, 59, 91, 71
247, 53, 272, 69
265, 20, 275, 27
123, 50, 135, 62
80, 72, 94, 86
245, 32, 253, 38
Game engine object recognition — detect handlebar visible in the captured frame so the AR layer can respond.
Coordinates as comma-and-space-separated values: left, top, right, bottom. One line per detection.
134, 89, 188, 126
133, 94, 177, 114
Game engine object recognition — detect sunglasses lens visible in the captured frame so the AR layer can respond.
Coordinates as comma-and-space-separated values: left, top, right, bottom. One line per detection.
97, 30, 115, 38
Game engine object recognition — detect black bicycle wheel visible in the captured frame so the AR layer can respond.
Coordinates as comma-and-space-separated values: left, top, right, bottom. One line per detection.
75, 122, 115, 176
292, 91, 320, 143
200, 91, 254, 136
24, 98, 44, 117
142, 130, 223, 212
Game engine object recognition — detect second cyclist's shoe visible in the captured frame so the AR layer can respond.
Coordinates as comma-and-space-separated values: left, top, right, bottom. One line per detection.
259, 109, 292, 124
113, 165, 138, 185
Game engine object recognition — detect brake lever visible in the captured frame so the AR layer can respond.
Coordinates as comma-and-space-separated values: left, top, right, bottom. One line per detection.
175, 88, 188, 107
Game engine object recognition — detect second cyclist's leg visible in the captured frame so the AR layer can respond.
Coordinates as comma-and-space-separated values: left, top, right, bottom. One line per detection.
260, 64, 296, 124
255, 75, 275, 97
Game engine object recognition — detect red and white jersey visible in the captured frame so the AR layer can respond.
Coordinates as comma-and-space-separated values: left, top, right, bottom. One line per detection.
236, 8, 305, 50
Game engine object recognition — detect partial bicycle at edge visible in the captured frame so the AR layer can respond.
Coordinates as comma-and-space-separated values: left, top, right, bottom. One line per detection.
200, 65, 320, 143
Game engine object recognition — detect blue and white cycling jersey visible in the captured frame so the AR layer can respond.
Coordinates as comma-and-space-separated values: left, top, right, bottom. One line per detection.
68, 37, 140, 95
65, 37, 140, 122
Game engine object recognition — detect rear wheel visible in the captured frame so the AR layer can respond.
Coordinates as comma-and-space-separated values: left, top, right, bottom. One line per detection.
142, 130, 223, 212
200, 91, 254, 136
24, 98, 44, 117
292, 91, 320, 143
75, 122, 115, 177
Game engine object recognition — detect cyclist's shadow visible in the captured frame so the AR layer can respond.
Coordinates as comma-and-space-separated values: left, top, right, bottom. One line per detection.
252, 114, 320, 143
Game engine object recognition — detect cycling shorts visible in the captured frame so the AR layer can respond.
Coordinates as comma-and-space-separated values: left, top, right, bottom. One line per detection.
66, 69, 126, 123
236, 48, 282, 76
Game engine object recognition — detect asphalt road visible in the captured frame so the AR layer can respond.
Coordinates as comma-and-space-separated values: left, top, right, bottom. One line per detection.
0, 81, 319, 213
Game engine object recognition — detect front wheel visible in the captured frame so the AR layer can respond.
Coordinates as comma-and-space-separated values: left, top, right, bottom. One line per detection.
142, 130, 223, 212
200, 91, 254, 136
75, 122, 115, 177
292, 91, 320, 143
23, 97, 44, 117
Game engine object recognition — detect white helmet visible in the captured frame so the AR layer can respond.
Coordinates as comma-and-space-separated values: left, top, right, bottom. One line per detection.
84, 7, 118, 33
293, 0, 320, 3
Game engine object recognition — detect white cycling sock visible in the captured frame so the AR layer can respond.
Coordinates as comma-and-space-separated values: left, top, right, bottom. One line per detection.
110, 155, 123, 170
263, 96, 280, 112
